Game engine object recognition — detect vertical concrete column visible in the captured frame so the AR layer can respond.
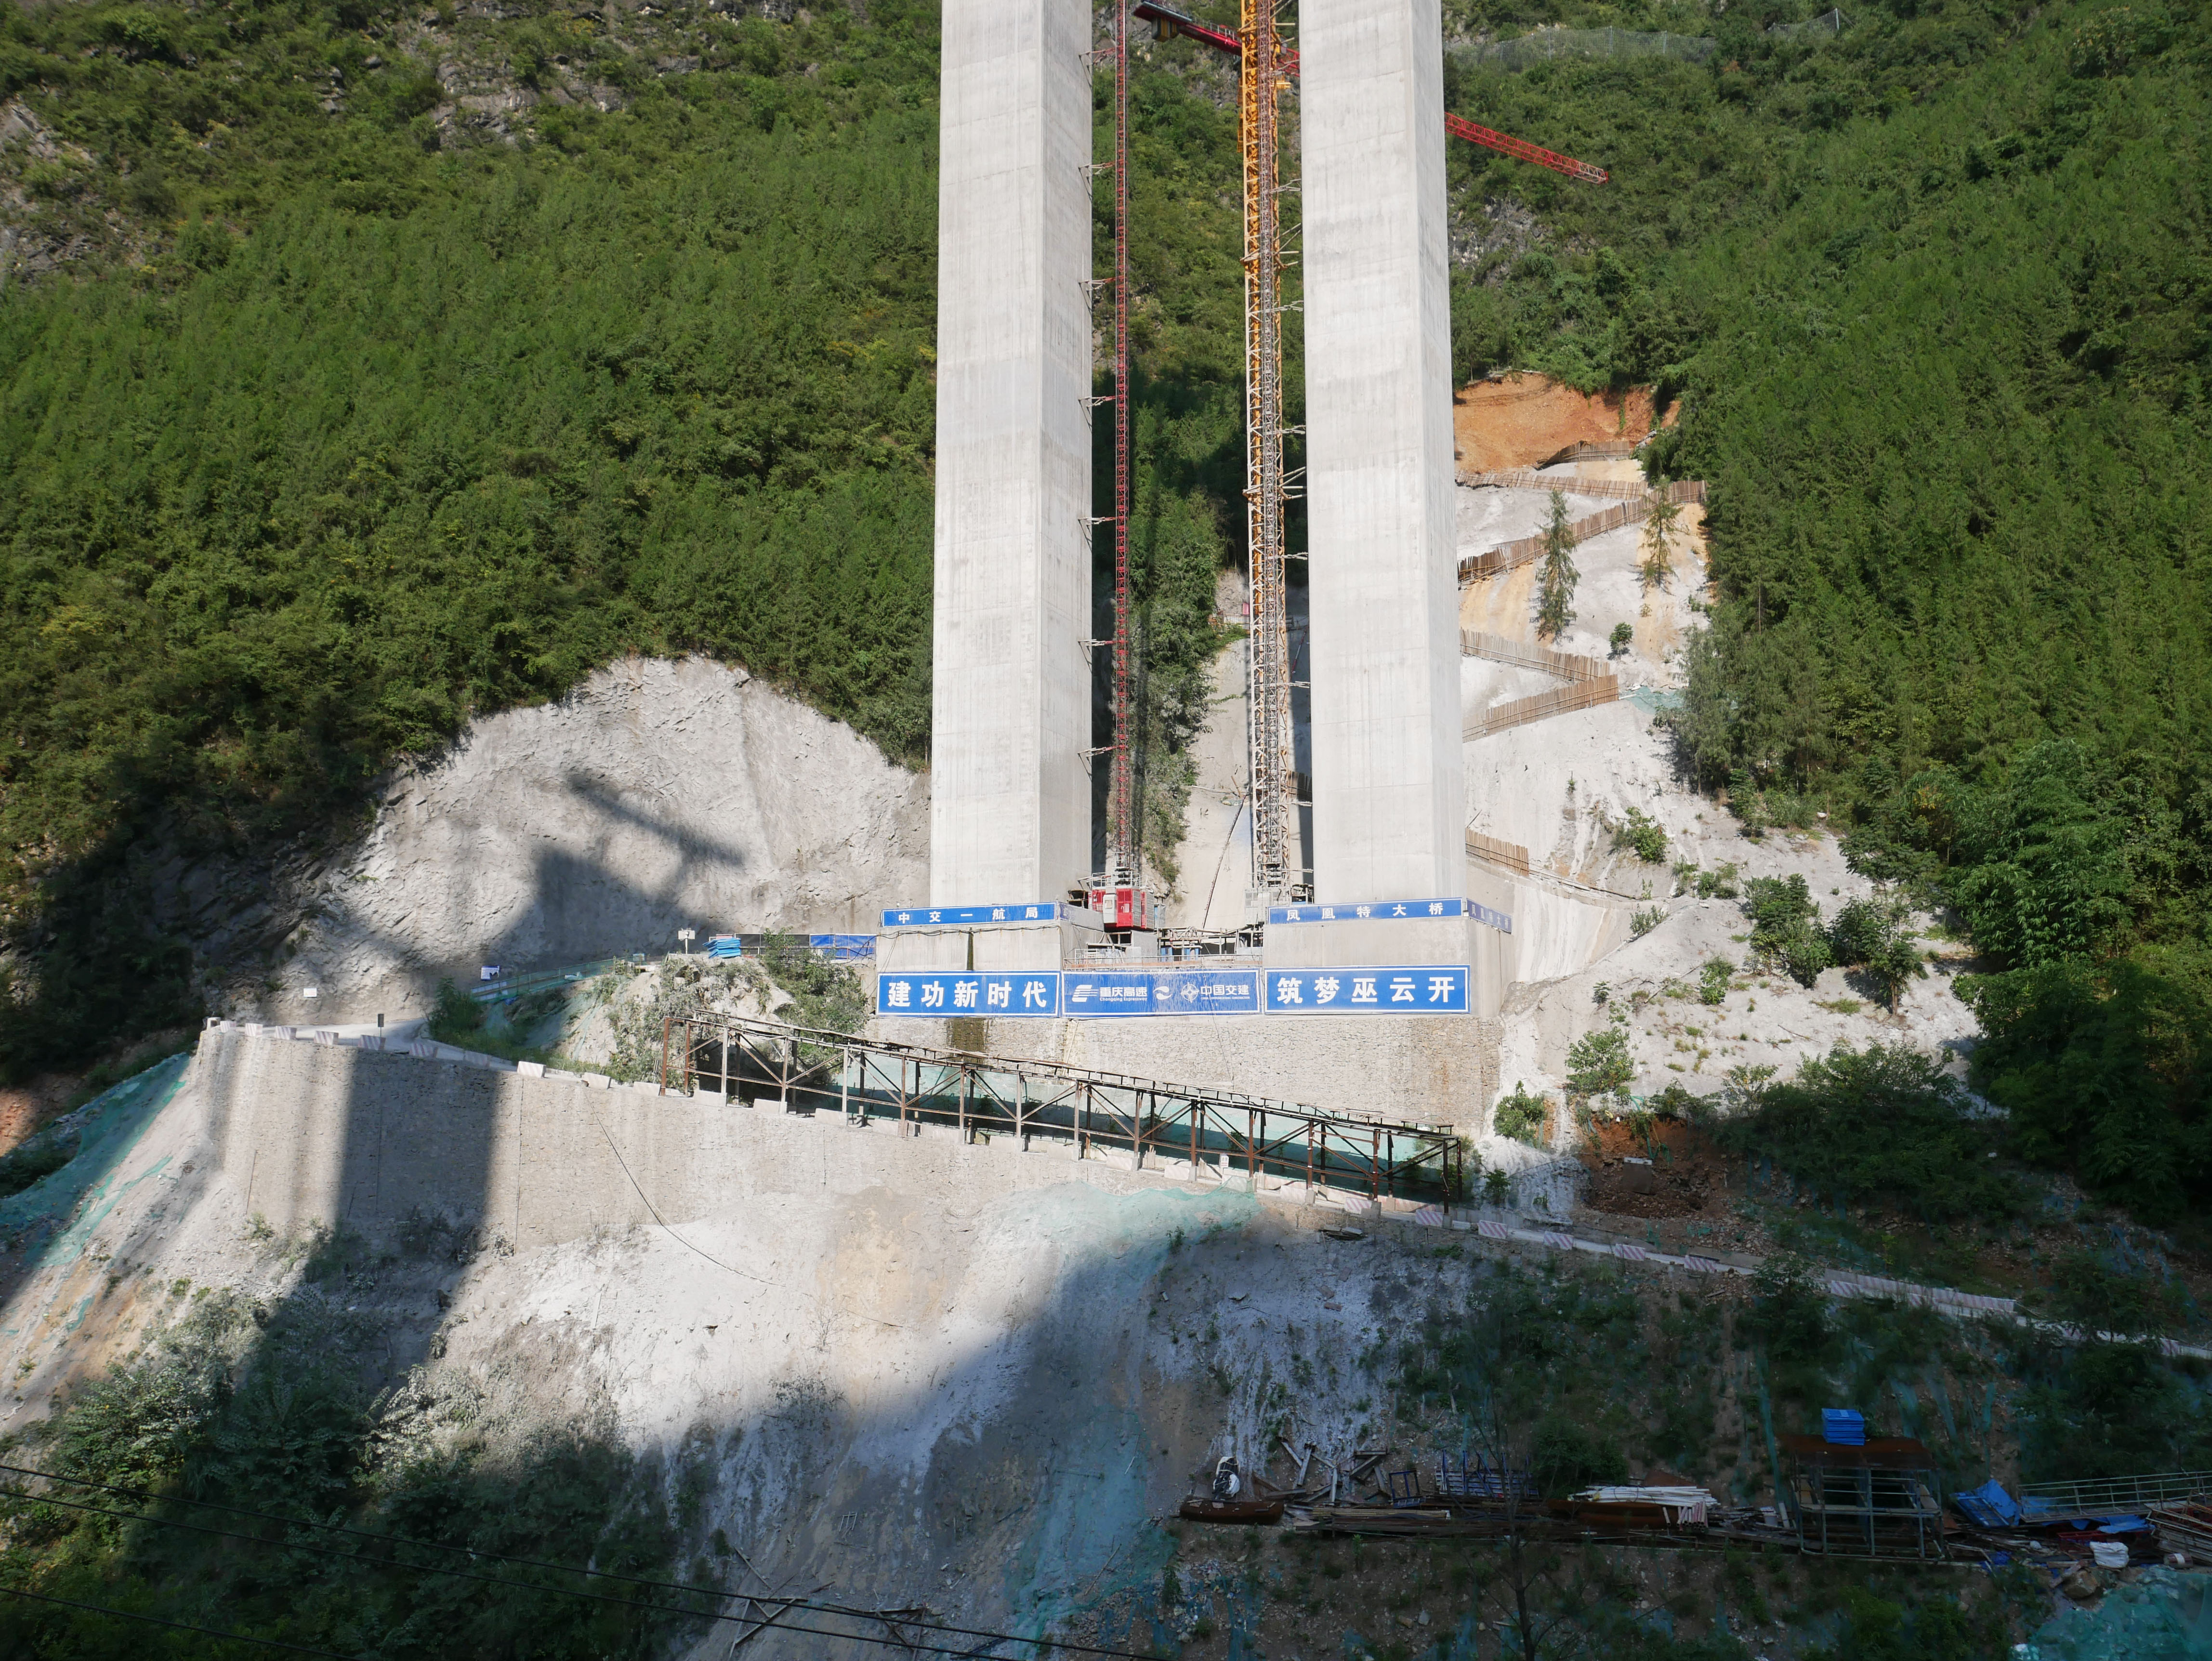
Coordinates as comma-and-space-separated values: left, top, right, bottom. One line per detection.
1298, 0, 1466, 902
931, 0, 1094, 906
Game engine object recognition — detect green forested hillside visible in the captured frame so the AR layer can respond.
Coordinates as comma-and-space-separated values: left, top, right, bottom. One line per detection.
0, 0, 1264, 1075
3, 0, 2209, 1221
1437, 0, 2210, 1216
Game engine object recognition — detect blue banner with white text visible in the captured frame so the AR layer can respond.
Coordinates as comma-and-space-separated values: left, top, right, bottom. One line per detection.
1263, 965, 1471, 1015
876, 971, 1062, 1017
881, 903, 1061, 928
1063, 966, 1263, 1017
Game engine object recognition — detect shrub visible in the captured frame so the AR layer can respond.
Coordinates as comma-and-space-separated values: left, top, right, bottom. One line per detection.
1533, 1416, 1627, 1495
1609, 621, 1633, 657
1827, 896, 1926, 1007
1712, 1043, 2020, 1222
1696, 862, 1741, 899
1630, 906, 1667, 938
1743, 1252, 1835, 1393
1566, 1026, 1633, 1096
0, 1130, 79, 1199
1698, 960, 1731, 1005
1965, 957, 2210, 1223
427, 978, 486, 1043
755, 934, 866, 1037
1493, 1083, 1548, 1147
1744, 875, 1832, 987
1612, 806, 1668, 864
2035, 1248, 2180, 1336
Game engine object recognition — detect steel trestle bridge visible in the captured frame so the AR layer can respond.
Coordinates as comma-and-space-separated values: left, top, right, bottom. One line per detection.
661, 1013, 1466, 1208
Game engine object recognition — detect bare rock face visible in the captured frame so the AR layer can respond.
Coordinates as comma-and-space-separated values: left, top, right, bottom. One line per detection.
241, 656, 926, 1025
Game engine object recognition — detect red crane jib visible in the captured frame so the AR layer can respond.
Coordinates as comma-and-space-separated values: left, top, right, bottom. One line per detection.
1443, 112, 1609, 185
1131, 2, 1606, 185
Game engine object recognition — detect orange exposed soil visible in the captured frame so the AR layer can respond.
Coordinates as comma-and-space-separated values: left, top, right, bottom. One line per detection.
1452, 373, 1675, 475
1578, 1117, 1732, 1220
0, 1076, 74, 1157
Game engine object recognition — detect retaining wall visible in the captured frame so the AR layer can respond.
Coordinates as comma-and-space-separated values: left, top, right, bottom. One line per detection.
190, 1028, 1213, 1249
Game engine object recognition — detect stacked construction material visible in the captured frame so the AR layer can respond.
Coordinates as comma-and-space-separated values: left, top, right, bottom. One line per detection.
1564, 1486, 1719, 1529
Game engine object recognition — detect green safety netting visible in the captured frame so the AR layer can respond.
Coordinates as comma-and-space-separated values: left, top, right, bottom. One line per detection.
2029, 1568, 2212, 1661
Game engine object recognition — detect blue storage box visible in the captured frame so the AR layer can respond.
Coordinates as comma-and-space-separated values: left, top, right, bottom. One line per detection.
1821, 1409, 1866, 1446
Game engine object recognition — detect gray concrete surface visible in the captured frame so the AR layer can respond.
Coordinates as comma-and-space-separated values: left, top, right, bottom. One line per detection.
878, 1009, 1499, 1131
0, 1027, 1499, 1659
930, 0, 1093, 908
1299, 0, 1464, 907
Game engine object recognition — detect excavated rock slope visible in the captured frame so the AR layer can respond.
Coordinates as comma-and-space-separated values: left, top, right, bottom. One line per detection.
250, 657, 928, 1027
0, 1031, 1483, 1660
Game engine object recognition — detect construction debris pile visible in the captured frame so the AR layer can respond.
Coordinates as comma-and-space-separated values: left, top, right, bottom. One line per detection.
1175, 1410, 2212, 1586
1950, 1471, 2205, 1593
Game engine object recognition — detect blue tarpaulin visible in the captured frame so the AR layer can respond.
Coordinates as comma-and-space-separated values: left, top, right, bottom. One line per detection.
1956, 1480, 2022, 1529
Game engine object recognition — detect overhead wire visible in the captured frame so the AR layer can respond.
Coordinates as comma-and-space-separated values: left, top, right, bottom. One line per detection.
0, 1583, 364, 1659
0, 1461, 1154, 1661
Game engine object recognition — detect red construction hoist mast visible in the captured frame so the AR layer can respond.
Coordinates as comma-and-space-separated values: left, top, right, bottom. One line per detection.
1134, 3, 1607, 904
1240, 0, 1299, 900
1105, 0, 1140, 887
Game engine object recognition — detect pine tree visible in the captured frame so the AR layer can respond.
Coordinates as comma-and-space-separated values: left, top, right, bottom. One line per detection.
1535, 490, 1578, 643
1639, 495, 1682, 593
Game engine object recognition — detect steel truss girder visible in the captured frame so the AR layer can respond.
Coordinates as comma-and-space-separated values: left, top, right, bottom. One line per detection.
662, 1013, 1463, 1208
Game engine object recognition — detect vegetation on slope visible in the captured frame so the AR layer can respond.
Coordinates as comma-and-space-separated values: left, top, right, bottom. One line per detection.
0, 0, 1245, 1079
3, 0, 2206, 1233
0, 1239, 707, 1660
1434, 0, 2210, 1221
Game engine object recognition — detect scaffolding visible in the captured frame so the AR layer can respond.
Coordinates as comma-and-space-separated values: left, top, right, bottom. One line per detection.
1106, 0, 1139, 884
1778, 1435, 1947, 1560
1241, 0, 1301, 901
662, 1012, 1465, 1206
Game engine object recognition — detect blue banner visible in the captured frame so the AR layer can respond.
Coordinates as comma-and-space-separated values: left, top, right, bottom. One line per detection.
1063, 966, 1263, 1017
881, 903, 1061, 928
1063, 971, 1157, 1016
1263, 965, 1471, 1015
1470, 902, 1514, 935
876, 971, 1062, 1017
808, 934, 876, 960
1268, 898, 1466, 925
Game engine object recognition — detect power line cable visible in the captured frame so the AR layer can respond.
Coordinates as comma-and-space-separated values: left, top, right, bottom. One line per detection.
588, 1106, 775, 1284
0, 1583, 363, 1659
2, 1487, 1037, 1661
0, 1463, 1149, 1661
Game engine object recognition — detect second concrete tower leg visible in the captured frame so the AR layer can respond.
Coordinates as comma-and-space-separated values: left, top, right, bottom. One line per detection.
1298, 0, 1466, 903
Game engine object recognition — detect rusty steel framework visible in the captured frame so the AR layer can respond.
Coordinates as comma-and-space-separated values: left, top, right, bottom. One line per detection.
1241, 0, 1300, 900
662, 1012, 1465, 1206
1104, 0, 1139, 884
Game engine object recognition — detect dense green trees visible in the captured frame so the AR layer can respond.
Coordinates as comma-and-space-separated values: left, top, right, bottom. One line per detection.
2, 0, 2207, 1236
1433, 0, 2209, 1218
0, 0, 1245, 1075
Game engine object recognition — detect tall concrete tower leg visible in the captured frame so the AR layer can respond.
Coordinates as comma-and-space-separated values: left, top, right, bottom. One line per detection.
931, 0, 1094, 908
1297, 0, 1465, 903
